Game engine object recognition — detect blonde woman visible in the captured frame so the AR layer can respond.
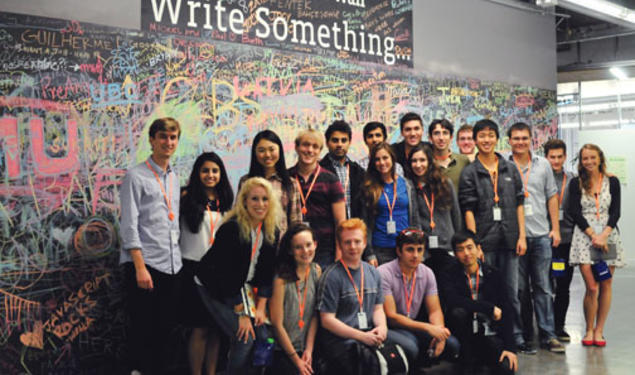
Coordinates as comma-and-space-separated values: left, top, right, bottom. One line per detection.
195, 177, 282, 373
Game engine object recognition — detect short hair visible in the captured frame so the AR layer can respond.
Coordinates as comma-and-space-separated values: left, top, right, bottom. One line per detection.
149, 117, 181, 138
457, 124, 473, 136
336, 218, 367, 244
325, 120, 352, 142
507, 122, 532, 138
399, 112, 423, 132
295, 128, 324, 149
543, 139, 567, 156
363, 121, 387, 140
451, 230, 479, 251
396, 228, 426, 250
472, 119, 499, 140
428, 119, 454, 137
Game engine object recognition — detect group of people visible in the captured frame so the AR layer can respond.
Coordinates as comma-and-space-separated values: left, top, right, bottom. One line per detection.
119, 114, 624, 375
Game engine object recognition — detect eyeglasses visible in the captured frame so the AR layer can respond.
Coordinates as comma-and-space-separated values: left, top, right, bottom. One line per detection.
400, 228, 424, 236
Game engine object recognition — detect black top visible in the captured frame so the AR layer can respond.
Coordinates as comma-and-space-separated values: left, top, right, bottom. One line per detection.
567, 176, 620, 231
391, 140, 433, 171
195, 218, 278, 305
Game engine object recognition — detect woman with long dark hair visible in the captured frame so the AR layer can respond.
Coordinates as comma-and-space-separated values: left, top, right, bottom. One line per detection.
407, 144, 462, 275
179, 152, 234, 375
568, 144, 625, 347
240, 130, 301, 235
361, 142, 420, 265
268, 224, 321, 375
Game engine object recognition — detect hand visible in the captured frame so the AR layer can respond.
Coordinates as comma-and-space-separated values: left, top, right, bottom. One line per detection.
516, 237, 527, 256
293, 353, 313, 375
254, 305, 267, 327
427, 325, 451, 341
499, 350, 518, 372
549, 230, 561, 248
430, 338, 446, 358
592, 232, 608, 249
236, 315, 255, 343
493, 306, 502, 321
370, 325, 387, 342
369, 258, 379, 268
358, 330, 382, 347
301, 350, 313, 368
135, 267, 153, 290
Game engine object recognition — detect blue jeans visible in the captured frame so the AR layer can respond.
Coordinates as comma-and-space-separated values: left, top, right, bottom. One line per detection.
387, 328, 460, 362
483, 251, 520, 344
197, 284, 269, 374
517, 236, 556, 344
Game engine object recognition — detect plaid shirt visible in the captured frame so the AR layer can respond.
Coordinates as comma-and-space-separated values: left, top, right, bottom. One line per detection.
326, 154, 352, 218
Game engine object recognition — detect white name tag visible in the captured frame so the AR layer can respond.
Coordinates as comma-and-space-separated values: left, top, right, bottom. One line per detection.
170, 230, 179, 246
592, 223, 604, 235
559, 209, 564, 220
386, 220, 397, 234
524, 203, 534, 217
357, 311, 368, 330
493, 207, 502, 221
429, 235, 439, 249
473, 316, 479, 334
302, 221, 311, 228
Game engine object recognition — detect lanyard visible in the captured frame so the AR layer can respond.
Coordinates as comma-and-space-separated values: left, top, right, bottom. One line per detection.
296, 165, 321, 216
435, 152, 451, 162
513, 157, 532, 198
250, 223, 263, 260
594, 174, 603, 220
465, 267, 480, 301
296, 266, 311, 329
401, 271, 417, 318
382, 178, 398, 220
558, 173, 567, 206
340, 260, 364, 312
422, 190, 435, 230
145, 160, 174, 221
206, 200, 221, 246
478, 156, 499, 204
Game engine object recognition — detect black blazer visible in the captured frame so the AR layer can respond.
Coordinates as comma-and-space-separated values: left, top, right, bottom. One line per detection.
195, 218, 278, 304
319, 156, 366, 218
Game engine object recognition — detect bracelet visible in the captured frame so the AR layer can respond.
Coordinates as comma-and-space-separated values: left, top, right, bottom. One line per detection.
287, 351, 298, 358
235, 310, 248, 317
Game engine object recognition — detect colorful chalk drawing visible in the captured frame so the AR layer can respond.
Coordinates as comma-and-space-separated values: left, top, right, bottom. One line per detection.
0, 11, 557, 373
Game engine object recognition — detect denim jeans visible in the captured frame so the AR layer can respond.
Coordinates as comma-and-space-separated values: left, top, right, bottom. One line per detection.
516, 236, 556, 344
387, 328, 460, 363
197, 284, 270, 374
483, 251, 520, 345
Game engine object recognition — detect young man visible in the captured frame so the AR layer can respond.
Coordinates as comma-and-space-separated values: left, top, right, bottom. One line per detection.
507, 122, 565, 354
358, 121, 404, 176
319, 120, 366, 220
457, 124, 476, 162
392, 112, 431, 169
544, 139, 575, 342
428, 119, 470, 189
317, 218, 389, 373
440, 231, 518, 375
458, 119, 526, 357
119, 117, 183, 374
289, 129, 346, 268
379, 228, 459, 368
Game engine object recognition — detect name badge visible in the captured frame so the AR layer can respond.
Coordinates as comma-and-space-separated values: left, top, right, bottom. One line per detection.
473, 316, 479, 334
559, 209, 564, 220
170, 230, 179, 246
357, 311, 368, 330
524, 203, 533, 216
429, 235, 439, 249
386, 220, 397, 234
302, 221, 311, 228
592, 223, 604, 235
493, 207, 502, 221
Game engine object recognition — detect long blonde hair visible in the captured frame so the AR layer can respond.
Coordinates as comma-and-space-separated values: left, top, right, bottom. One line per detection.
577, 143, 607, 196
225, 177, 281, 244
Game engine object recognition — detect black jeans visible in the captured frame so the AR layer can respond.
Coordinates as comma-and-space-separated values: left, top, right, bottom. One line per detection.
551, 242, 574, 331
123, 263, 180, 374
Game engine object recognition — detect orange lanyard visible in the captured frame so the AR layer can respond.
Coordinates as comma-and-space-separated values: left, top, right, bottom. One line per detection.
479, 156, 499, 204
250, 223, 263, 260
145, 160, 174, 221
558, 173, 567, 206
382, 178, 398, 220
435, 152, 451, 162
594, 174, 603, 220
340, 260, 364, 312
296, 165, 321, 216
206, 200, 221, 246
401, 271, 417, 318
296, 266, 311, 329
465, 268, 480, 300
422, 190, 435, 229
513, 157, 532, 198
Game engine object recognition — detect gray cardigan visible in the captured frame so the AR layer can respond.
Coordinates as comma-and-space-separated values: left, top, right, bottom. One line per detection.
413, 179, 462, 251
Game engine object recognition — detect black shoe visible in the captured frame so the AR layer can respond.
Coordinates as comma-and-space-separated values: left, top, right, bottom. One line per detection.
556, 329, 571, 342
517, 342, 537, 355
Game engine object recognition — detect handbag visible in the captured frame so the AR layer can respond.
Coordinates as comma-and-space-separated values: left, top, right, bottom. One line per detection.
375, 343, 409, 375
589, 242, 617, 261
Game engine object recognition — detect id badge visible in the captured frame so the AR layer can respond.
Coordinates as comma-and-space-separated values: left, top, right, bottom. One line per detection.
592, 223, 604, 235
386, 220, 397, 234
357, 311, 368, 330
170, 230, 179, 246
472, 316, 479, 334
493, 207, 502, 221
302, 221, 311, 228
558, 209, 564, 221
524, 203, 533, 216
429, 235, 439, 249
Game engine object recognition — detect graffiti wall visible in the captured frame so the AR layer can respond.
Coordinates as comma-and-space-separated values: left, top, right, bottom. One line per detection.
0, 11, 556, 374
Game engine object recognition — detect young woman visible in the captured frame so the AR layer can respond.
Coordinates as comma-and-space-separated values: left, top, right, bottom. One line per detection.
240, 130, 302, 235
361, 142, 420, 265
407, 144, 462, 276
180, 152, 234, 375
268, 224, 321, 375
568, 144, 625, 347
195, 177, 282, 373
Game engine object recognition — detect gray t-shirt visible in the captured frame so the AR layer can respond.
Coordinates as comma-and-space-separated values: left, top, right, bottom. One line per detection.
280, 264, 319, 352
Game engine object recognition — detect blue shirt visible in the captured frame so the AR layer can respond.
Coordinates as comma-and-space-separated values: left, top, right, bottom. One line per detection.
372, 176, 410, 248
119, 157, 182, 274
